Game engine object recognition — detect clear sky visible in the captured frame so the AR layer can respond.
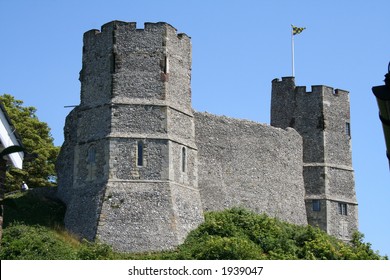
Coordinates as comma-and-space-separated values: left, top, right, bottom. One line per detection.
1, 0, 389, 257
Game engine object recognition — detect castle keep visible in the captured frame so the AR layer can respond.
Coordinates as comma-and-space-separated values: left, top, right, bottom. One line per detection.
56, 21, 358, 252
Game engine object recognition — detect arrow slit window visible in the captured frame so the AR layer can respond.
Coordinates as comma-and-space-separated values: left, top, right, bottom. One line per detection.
137, 141, 144, 167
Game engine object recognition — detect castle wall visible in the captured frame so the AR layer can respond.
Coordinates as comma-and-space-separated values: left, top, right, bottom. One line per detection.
110, 104, 168, 136
164, 30, 192, 114
56, 109, 77, 204
97, 181, 179, 252
167, 108, 196, 147
194, 112, 308, 226
168, 141, 198, 187
111, 23, 165, 101
80, 26, 114, 107
109, 138, 169, 180
294, 86, 326, 163
327, 201, 358, 241
57, 106, 111, 240
321, 88, 353, 166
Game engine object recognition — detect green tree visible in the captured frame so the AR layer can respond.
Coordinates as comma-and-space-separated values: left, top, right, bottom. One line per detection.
0, 94, 60, 191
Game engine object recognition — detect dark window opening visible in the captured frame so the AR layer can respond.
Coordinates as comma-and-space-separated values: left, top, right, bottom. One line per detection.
87, 146, 96, 164
317, 114, 325, 130
164, 55, 169, 74
338, 203, 348, 216
137, 141, 144, 167
110, 52, 116, 73
346, 122, 351, 137
312, 200, 321, 212
181, 147, 186, 173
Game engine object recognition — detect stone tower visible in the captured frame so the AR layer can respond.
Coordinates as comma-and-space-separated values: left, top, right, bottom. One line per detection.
56, 21, 204, 252
271, 77, 358, 241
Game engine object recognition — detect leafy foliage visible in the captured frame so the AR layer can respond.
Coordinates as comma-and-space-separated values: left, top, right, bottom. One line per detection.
0, 94, 60, 191
175, 208, 385, 260
0, 191, 118, 260
0, 223, 120, 260
0, 223, 77, 260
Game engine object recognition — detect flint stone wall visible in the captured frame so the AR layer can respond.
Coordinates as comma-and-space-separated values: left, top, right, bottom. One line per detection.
194, 112, 308, 226
96, 181, 203, 252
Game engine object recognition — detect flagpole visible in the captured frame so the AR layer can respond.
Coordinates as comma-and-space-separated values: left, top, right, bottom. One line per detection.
291, 27, 295, 77
291, 25, 305, 77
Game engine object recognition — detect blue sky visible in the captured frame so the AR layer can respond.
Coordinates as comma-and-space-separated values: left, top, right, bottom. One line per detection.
1, 0, 389, 256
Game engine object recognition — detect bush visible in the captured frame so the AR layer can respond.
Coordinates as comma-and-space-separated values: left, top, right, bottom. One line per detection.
178, 235, 263, 260
76, 240, 116, 260
0, 223, 119, 260
175, 208, 385, 260
0, 223, 77, 260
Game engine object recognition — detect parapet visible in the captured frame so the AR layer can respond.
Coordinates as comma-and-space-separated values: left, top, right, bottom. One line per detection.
271, 76, 296, 95
83, 21, 190, 41
272, 76, 295, 84
295, 85, 349, 97
272, 77, 348, 97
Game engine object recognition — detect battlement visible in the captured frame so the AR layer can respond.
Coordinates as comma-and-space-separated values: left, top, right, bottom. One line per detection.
296, 85, 349, 96
272, 77, 348, 97
272, 76, 295, 84
83, 21, 190, 41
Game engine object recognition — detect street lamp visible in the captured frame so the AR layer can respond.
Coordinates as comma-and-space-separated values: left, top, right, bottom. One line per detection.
372, 62, 390, 167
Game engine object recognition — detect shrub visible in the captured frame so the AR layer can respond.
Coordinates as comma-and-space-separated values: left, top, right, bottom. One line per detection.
0, 223, 77, 260
178, 235, 263, 260
76, 240, 116, 260
176, 208, 385, 260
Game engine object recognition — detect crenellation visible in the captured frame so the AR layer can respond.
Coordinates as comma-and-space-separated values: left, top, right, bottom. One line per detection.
294, 85, 350, 98
101, 21, 136, 33
295, 86, 307, 94
83, 29, 101, 39
271, 77, 295, 94
334, 88, 349, 95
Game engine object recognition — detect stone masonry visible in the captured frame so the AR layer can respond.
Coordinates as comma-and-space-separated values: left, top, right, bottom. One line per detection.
271, 77, 358, 241
56, 21, 358, 252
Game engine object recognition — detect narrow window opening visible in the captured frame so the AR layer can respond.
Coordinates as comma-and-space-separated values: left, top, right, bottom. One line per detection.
312, 200, 321, 212
110, 52, 116, 73
164, 55, 169, 74
160, 56, 169, 82
181, 147, 186, 173
346, 122, 351, 137
87, 146, 96, 164
338, 203, 348, 216
137, 141, 144, 167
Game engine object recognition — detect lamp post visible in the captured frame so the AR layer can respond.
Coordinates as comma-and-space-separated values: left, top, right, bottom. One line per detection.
372, 62, 390, 168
